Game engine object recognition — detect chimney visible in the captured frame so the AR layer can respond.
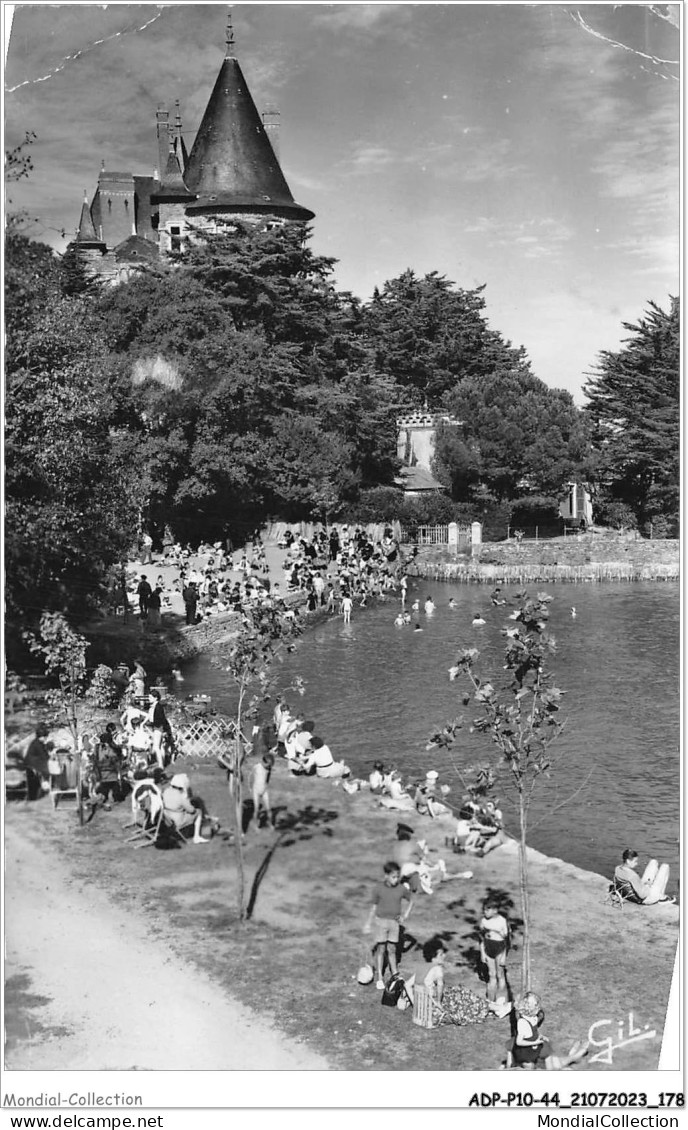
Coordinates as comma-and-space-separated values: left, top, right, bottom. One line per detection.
262, 106, 281, 160
156, 105, 170, 183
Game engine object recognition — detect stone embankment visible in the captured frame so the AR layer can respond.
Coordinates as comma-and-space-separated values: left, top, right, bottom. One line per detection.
409, 533, 679, 584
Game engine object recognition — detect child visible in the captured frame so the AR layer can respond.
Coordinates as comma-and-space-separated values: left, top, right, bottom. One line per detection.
479, 897, 509, 1010
250, 752, 274, 828
363, 861, 413, 990
509, 993, 589, 1070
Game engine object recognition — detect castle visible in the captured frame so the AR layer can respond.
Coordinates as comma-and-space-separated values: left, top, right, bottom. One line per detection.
70, 17, 314, 282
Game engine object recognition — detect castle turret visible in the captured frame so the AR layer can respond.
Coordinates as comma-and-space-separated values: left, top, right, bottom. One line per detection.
91, 168, 136, 248
72, 190, 107, 262
183, 18, 314, 223
150, 140, 196, 254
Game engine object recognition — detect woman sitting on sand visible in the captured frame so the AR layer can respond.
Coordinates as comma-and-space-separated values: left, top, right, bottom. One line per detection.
613, 849, 673, 905
302, 737, 351, 779
415, 771, 452, 819
406, 938, 491, 1027
378, 771, 416, 812
464, 801, 506, 855
368, 761, 386, 793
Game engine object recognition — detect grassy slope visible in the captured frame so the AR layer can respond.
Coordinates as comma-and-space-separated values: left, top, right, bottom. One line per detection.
5, 757, 678, 1072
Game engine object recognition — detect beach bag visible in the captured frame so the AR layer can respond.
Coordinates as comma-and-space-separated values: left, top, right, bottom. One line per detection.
381, 973, 407, 1007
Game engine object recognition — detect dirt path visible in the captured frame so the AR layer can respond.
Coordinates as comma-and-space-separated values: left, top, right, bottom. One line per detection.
4, 822, 329, 1071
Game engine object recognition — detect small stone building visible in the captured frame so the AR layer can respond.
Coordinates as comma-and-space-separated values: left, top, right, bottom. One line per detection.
395, 411, 461, 495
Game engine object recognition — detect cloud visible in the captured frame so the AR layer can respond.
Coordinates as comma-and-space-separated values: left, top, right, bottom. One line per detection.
344, 144, 399, 173
309, 5, 412, 33
463, 216, 573, 261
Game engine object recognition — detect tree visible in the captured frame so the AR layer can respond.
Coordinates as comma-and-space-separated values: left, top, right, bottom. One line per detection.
219, 605, 302, 920
363, 271, 531, 406
584, 299, 679, 536
94, 225, 402, 539
5, 235, 144, 628
431, 592, 568, 994
23, 613, 90, 824
5, 130, 38, 235
439, 371, 590, 501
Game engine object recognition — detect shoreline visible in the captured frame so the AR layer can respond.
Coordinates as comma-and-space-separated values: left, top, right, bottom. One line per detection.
5, 535, 679, 1070
4, 762, 678, 1071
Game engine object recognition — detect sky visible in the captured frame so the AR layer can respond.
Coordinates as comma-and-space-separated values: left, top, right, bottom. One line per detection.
3, 2, 680, 402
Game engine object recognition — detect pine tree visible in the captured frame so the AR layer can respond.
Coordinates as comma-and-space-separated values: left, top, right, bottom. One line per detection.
584, 299, 679, 535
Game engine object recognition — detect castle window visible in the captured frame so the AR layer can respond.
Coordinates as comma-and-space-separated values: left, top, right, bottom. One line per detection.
170, 225, 183, 254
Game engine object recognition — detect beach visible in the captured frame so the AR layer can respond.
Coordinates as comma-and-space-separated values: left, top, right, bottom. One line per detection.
4, 533, 680, 1072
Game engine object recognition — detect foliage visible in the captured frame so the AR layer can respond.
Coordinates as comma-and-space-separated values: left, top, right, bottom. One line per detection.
5, 234, 144, 630
219, 604, 303, 921
590, 497, 638, 532
362, 271, 531, 406
23, 613, 91, 823
509, 495, 561, 531
94, 224, 402, 541
584, 298, 679, 535
85, 664, 120, 709
438, 372, 590, 501
5, 130, 38, 235
430, 592, 567, 993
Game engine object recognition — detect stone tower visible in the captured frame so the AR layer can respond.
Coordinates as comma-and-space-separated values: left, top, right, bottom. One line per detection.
68, 14, 314, 281
182, 17, 314, 228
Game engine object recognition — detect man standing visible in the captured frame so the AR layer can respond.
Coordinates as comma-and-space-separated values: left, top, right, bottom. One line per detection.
137, 575, 152, 621
183, 581, 199, 625
24, 722, 52, 799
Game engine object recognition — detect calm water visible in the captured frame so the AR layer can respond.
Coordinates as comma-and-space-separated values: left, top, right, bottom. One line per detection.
183, 582, 680, 888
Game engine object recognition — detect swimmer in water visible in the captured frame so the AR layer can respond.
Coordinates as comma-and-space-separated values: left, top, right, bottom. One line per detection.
472, 612, 486, 626
448, 598, 456, 609
394, 613, 405, 627
411, 599, 420, 613
403, 612, 412, 624
424, 596, 435, 614
414, 623, 424, 632
571, 607, 577, 619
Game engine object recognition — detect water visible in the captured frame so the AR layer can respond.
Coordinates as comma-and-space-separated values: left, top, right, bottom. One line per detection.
182, 581, 680, 888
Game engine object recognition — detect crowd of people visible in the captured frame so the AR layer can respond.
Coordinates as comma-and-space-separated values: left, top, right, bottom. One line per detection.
122, 524, 405, 633
15, 659, 227, 847
11, 526, 674, 1070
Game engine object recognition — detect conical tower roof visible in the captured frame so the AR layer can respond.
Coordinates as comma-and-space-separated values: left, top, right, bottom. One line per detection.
76, 194, 103, 245
184, 56, 314, 221
151, 146, 195, 203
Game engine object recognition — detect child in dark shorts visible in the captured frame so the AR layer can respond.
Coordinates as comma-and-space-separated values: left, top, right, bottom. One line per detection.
479, 897, 509, 1010
363, 861, 413, 990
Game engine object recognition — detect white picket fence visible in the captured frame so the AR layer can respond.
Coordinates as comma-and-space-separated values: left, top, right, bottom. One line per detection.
401, 524, 472, 547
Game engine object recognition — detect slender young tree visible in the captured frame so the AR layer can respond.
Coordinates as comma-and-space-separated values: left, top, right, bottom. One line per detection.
432, 592, 566, 993
220, 604, 302, 920
23, 613, 90, 824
